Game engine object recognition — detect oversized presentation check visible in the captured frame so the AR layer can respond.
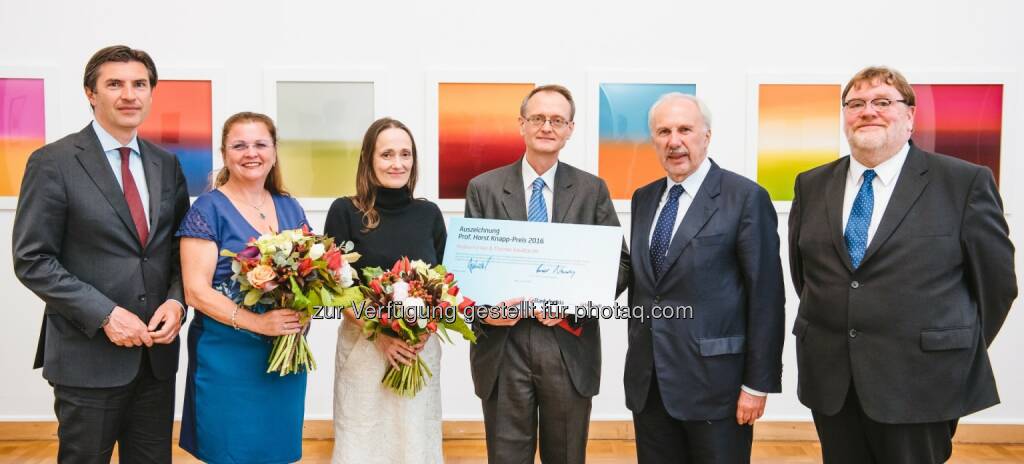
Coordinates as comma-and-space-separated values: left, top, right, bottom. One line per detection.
442, 217, 622, 307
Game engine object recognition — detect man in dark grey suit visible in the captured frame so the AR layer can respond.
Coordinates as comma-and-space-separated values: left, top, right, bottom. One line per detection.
624, 93, 785, 463
789, 66, 1017, 463
464, 84, 628, 463
12, 45, 190, 463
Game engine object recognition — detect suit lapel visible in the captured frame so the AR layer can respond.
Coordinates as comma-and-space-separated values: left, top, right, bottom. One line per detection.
826, 157, 854, 273
500, 159, 528, 221
140, 139, 163, 240
636, 181, 664, 286
658, 163, 721, 282
859, 146, 929, 267
73, 125, 143, 245
551, 162, 576, 223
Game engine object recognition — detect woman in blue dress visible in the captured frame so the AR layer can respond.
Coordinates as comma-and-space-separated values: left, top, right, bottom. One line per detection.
177, 112, 310, 463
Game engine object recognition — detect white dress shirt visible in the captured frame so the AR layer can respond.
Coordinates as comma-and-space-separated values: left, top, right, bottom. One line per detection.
646, 158, 765, 397
841, 143, 910, 247
93, 120, 150, 223
648, 157, 711, 245
522, 158, 557, 221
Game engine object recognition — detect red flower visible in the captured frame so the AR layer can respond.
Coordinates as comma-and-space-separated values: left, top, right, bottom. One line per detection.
458, 297, 475, 314
301, 223, 312, 236
426, 321, 437, 333
444, 273, 455, 284
380, 312, 390, 327
297, 257, 315, 277
324, 248, 342, 271
390, 320, 401, 333
391, 258, 404, 275
447, 286, 459, 296
369, 279, 383, 294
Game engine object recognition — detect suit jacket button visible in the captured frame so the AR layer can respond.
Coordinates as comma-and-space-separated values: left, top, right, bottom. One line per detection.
139, 295, 147, 302
654, 296, 661, 303
849, 328, 858, 338
142, 257, 149, 262
850, 281, 860, 289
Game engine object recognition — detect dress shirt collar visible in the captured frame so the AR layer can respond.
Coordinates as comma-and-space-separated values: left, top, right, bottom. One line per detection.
665, 156, 711, 197
92, 120, 141, 156
522, 157, 558, 191
848, 143, 909, 188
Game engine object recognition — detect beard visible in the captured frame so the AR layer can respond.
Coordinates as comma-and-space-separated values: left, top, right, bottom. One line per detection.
848, 129, 889, 152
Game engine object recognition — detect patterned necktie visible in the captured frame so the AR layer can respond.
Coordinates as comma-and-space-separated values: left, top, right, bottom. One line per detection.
844, 169, 877, 269
527, 177, 548, 223
118, 147, 149, 246
650, 184, 684, 278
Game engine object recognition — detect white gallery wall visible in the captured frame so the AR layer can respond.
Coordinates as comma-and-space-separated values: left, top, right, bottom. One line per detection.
1, 0, 1022, 424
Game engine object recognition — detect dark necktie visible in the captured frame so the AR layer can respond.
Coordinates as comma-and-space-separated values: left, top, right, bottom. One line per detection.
118, 147, 149, 246
844, 169, 876, 269
650, 184, 684, 278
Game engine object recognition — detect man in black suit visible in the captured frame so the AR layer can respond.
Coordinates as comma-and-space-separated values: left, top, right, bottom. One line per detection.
464, 84, 629, 464
624, 93, 785, 463
789, 66, 1017, 463
12, 45, 190, 463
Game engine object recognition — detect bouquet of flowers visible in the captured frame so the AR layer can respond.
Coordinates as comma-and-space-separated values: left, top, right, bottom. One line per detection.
360, 257, 477, 397
221, 225, 363, 376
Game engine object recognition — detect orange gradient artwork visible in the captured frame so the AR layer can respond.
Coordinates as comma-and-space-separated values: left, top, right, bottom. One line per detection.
438, 82, 533, 199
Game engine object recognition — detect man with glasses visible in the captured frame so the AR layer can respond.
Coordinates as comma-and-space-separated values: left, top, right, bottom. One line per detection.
789, 66, 1016, 463
464, 84, 628, 463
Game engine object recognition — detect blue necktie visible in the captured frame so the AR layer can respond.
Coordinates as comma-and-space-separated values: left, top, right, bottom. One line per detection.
527, 177, 548, 223
650, 185, 684, 278
845, 169, 877, 269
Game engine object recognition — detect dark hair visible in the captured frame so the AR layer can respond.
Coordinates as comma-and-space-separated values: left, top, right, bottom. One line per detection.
213, 112, 288, 195
519, 84, 576, 120
351, 117, 419, 231
842, 66, 916, 107
83, 45, 158, 92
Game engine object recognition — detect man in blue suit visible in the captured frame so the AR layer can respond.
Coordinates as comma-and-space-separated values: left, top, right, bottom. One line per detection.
624, 93, 785, 463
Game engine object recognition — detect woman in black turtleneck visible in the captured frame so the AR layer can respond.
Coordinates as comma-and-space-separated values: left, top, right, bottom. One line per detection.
324, 118, 447, 463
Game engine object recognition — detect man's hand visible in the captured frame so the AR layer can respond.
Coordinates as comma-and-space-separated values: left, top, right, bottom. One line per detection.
103, 306, 154, 347
533, 302, 564, 327
736, 390, 767, 425
148, 300, 185, 344
481, 297, 525, 327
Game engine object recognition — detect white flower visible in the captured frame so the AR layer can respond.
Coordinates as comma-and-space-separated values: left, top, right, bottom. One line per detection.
338, 260, 354, 287
309, 243, 326, 260
392, 281, 410, 300
231, 260, 241, 274
402, 297, 427, 327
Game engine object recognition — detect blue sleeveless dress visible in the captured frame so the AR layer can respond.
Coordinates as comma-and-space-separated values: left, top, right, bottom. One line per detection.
176, 190, 309, 464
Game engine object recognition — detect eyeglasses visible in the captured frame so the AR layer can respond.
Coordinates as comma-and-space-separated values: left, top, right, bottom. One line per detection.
523, 115, 571, 129
842, 98, 909, 113
227, 141, 274, 152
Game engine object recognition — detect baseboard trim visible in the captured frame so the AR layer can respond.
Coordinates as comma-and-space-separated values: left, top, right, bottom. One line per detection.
1, 420, 1020, 444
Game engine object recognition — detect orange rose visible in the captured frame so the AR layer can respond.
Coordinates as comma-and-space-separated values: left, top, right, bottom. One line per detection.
247, 264, 278, 290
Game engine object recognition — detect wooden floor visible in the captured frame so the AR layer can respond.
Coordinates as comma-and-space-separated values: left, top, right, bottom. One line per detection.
0, 440, 1022, 463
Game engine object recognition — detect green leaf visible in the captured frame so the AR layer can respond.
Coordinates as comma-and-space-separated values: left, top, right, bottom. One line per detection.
444, 315, 477, 343
361, 266, 385, 282
333, 286, 364, 309
243, 289, 262, 306
437, 324, 453, 344
289, 276, 310, 310
220, 249, 238, 258
319, 286, 334, 306
432, 264, 447, 275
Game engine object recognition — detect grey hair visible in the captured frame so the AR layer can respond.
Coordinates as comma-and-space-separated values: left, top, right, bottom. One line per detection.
647, 92, 713, 132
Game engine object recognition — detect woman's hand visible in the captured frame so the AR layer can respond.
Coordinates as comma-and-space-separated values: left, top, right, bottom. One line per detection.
375, 334, 418, 369
411, 331, 431, 353
255, 309, 303, 336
